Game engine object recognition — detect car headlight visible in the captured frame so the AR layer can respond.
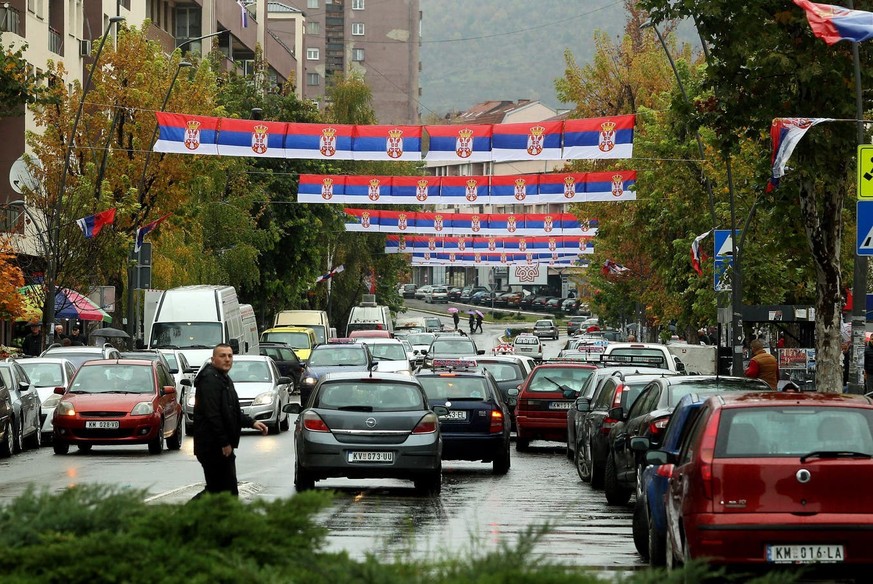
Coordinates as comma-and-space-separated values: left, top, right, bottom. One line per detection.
186, 393, 197, 408
130, 401, 154, 416
252, 391, 275, 406
55, 401, 76, 416
302, 376, 317, 386
43, 394, 62, 408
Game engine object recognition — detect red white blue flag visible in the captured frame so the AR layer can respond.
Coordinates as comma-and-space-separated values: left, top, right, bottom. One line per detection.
154, 112, 221, 155
216, 118, 287, 158
424, 124, 492, 162
767, 118, 831, 191
315, 265, 344, 284
135, 214, 171, 253
297, 174, 346, 202
690, 230, 711, 277
238, 0, 249, 28
491, 121, 563, 162
793, 0, 873, 45
562, 115, 635, 160
352, 125, 422, 161
285, 123, 354, 160
76, 208, 116, 238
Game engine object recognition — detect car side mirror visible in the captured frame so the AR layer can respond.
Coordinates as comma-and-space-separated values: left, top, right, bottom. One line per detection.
608, 406, 624, 421
630, 436, 651, 452
477, 349, 485, 355
180, 378, 192, 387
168, 368, 179, 374
645, 450, 669, 466
283, 403, 302, 415
162, 385, 176, 396
54, 386, 66, 395
562, 388, 577, 399
574, 397, 590, 412
19, 381, 31, 392
229, 339, 240, 354
432, 405, 450, 416
277, 376, 292, 385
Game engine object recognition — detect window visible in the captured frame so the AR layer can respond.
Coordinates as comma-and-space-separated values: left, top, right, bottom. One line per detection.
175, 5, 202, 50
306, 72, 320, 86
306, 21, 320, 34
352, 0, 365, 9
307, 0, 318, 8
352, 48, 364, 62
306, 48, 319, 60
351, 22, 364, 36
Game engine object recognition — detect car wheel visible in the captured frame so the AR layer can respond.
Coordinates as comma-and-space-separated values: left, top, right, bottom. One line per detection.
53, 440, 69, 455
605, 452, 632, 505
590, 441, 605, 489
148, 429, 164, 455
414, 467, 442, 495
77, 444, 93, 452
574, 440, 591, 482
0, 420, 13, 458
648, 505, 667, 567
185, 421, 194, 435
294, 459, 316, 492
12, 418, 23, 454
166, 418, 183, 451
24, 421, 41, 450
632, 500, 649, 559
268, 408, 281, 435
665, 523, 683, 571
492, 440, 511, 475
280, 411, 290, 431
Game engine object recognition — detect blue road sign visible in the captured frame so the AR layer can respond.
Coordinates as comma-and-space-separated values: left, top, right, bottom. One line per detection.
713, 229, 739, 291
857, 201, 873, 256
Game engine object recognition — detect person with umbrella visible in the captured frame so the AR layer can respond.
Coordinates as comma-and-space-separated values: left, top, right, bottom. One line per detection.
475, 311, 484, 333
469, 312, 476, 334
450, 308, 460, 330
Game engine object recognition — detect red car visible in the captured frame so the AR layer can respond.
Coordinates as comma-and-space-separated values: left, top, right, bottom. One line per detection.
512, 362, 595, 451
658, 391, 873, 572
52, 359, 183, 455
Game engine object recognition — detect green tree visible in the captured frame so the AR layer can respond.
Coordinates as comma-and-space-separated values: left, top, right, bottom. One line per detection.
0, 40, 53, 117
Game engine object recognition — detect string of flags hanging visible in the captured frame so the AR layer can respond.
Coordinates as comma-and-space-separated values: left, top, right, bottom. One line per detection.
410, 251, 583, 267
385, 235, 594, 254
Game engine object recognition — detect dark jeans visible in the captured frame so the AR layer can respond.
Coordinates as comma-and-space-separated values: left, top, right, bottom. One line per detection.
196, 449, 239, 496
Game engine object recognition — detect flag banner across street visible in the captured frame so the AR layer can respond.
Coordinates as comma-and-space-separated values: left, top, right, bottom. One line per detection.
153, 112, 634, 162
297, 171, 635, 205
385, 234, 595, 254
408, 251, 583, 266
345, 209, 598, 236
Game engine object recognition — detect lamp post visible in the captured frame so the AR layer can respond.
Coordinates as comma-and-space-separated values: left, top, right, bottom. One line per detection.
44, 15, 124, 348
176, 30, 230, 54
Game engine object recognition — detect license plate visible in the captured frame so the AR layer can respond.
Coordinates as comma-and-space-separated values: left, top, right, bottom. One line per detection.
85, 420, 119, 429
767, 545, 844, 563
440, 410, 468, 421
549, 402, 572, 410
348, 451, 394, 463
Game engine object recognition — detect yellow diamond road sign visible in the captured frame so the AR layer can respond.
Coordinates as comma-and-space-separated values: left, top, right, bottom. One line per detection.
858, 145, 873, 199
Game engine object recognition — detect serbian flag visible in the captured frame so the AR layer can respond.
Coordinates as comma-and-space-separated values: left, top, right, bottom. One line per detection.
601, 259, 630, 276
153, 113, 221, 155
297, 174, 346, 203
767, 118, 830, 191
562, 114, 635, 160
440, 175, 489, 205
690, 230, 711, 276
315, 265, 344, 284
238, 0, 249, 28
76, 208, 116, 238
793, 1, 873, 45
344, 208, 381, 232
424, 124, 492, 162
135, 213, 171, 252
352, 125, 422, 161
491, 121, 563, 162
489, 175, 538, 205
344, 175, 392, 203
216, 118, 287, 158
285, 123, 354, 160
391, 176, 440, 204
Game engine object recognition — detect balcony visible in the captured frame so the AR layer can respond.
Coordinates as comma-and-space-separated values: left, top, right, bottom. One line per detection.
1, 6, 21, 35
48, 26, 62, 55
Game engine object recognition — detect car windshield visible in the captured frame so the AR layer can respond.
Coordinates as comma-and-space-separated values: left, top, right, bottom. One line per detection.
261, 331, 311, 349
228, 361, 271, 383
667, 379, 767, 406
419, 376, 489, 400
308, 347, 368, 367
162, 353, 178, 369
475, 362, 522, 382
425, 318, 441, 327
527, 367, 594, 392
715, 407, 873, 458
608, 347, 667, 367
535, 321, 553, 328
365, 343, 407, 361
431, 338, 477, 356
514, 336, 539, 346
71, 365, 154, 393
315, 381, 424, 411
150, 322, 221, 349
18, 362, 64, 386
408, 334, 435, 346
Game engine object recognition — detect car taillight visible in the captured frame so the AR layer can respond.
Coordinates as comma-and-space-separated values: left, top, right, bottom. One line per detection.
601, 417, 618, 434
698, 409, 721, 500
611, 385, 624, 409
648, 416, 670, 437
490, 409, 504, 433
656, 463, 674, 478
602, 385, 625, 434
412, 413, 438, 434
302, 411, 330, 432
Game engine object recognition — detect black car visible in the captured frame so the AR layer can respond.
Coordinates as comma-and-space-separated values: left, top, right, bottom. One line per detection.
447, 287, 462, 301
299, 341, 374, 406
400, 283, 417, 299
566, 316, 589, 336
562, 298, 580, 315
602, 375, 769, 505
472, 291, 498, 306
0, 379, 14, 457
416, 362, 512, 474
460, 286, 490, 303
472, 356, 532, 431
259, 342, 305, 388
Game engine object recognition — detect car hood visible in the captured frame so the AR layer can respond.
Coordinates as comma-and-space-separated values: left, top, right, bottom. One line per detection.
233, 381, 277, 398
374, 360, 411, 374
64, 392, 155, 409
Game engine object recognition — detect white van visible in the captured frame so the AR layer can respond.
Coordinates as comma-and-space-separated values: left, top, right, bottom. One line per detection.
239, 303, 260, 355
346, 295, 393, 337
147, 285, 255, 369
273, 310, 331, 344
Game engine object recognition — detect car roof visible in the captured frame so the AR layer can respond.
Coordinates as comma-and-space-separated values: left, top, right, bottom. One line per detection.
44, 346, 113, 353
229, 355, 273, 362
262, 326, 315, 333
79, 359, 157, 367
320, 371, 422, 383
712, 392, 873, 409
14, 357, 74, 365
356, 338, 403, 345
532, 362, 597, 370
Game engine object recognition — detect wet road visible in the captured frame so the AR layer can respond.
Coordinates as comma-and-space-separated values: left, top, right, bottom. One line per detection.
0, 308, 642, 571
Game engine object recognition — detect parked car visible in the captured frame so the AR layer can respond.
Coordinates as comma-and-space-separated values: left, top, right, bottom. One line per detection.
0, 381, 12, 457
447, 287, 462, 301
284, 372, 445, 493
15, 357, 78, 443
472, 291, 497, 305
416, 362, 511, 474
0, 360, 41, 452
532, 319, 559, 340
562, 298, 580, 315
40, 344, 122, 371
658, 391, 873, 571
400, 283, 417, 298
226, 355, 292, 435
425, 286, 449, 304
460, 286, 490, 303
602, 375, 769, 506
415, 285, 433, 300
511, 362, 596, 451
473, 354, 536, 430
512, 333, 543, 361
545, 297, 564, 313
52, 358, 183, 454
530, 296, 554, 312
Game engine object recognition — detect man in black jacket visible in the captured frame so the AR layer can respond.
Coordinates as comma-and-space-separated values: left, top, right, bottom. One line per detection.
193, 344, 268, 496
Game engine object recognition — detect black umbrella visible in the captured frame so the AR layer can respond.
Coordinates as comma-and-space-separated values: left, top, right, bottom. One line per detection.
91, 327, 130, 339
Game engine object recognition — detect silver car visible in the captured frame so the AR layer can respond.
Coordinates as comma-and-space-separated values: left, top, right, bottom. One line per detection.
284, 372, 446, 494
15, 357, 77, 442
227, 355, 292, 435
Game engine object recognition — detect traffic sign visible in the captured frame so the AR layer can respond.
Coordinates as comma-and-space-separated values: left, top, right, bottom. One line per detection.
713, 229, 739, 292
858, 145, 873, 199
857, 201, 873, 256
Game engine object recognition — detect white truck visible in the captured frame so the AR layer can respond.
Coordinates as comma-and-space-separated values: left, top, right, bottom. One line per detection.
666, 343, 718, 375
147, 285, 256, 370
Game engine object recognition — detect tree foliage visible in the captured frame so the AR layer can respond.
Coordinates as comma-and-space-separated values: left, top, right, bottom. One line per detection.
0, 40, 54, 117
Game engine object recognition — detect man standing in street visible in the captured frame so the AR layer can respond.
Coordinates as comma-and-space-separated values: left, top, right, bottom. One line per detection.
744, 339, 779, 390
193, 344, 268, 496
22, 324, 42, 356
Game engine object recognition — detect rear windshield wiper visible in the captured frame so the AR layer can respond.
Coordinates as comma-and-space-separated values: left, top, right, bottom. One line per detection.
155, 344, 179, 349
800, 450, 873, 463
337, 405, 374, 412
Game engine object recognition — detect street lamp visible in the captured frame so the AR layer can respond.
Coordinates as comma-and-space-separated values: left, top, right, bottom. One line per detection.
44, 15, 124, 348
176, 30, 230, 54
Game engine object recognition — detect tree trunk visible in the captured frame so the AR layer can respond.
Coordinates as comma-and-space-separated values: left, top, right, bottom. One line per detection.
798, 179, 844, 393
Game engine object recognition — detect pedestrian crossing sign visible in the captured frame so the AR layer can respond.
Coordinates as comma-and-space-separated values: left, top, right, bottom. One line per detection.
857, 201, 873, 256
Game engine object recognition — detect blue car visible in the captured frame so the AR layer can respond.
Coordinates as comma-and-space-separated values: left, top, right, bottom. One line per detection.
631, 393, 707, 566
